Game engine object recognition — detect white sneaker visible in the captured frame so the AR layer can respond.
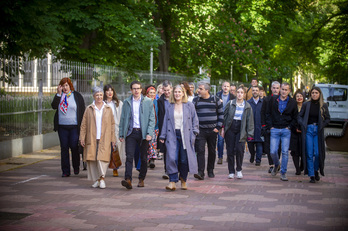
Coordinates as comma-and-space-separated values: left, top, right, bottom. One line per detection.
228, 173, 235, 179
237, 171, 243, 179
92, 180, 99, 188
99, 179, 106, 189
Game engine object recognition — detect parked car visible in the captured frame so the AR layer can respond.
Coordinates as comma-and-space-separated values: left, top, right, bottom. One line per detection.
314, 83, 348, 125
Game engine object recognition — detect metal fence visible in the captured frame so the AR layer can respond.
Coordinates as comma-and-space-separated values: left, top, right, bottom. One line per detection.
0, 55, 194, 142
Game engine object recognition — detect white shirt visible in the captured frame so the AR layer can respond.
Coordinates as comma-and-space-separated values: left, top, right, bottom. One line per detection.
132, 96, 141, 128
174, 108, 183, 130
93, 101, 105, 139
253, 97, 260, 104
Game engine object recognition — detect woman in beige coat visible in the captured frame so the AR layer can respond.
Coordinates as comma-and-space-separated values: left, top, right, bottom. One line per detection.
80, 87, 116, 189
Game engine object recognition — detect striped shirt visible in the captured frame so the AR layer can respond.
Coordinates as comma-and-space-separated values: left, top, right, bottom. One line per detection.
233, 101, 245, 120
193, 95, 224, 130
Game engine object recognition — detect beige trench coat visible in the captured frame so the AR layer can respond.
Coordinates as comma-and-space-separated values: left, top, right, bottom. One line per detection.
80, 103, 116, 162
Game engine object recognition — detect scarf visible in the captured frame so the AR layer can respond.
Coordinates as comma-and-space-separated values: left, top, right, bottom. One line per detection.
59, 91, 72, 114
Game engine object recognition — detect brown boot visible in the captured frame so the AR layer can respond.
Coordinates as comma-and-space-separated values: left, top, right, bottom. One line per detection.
180, 177, 187, 190
137, 179, 145, 187
121, 179, 132, 189
113, 169, 119, 177
165, 182, 176, 191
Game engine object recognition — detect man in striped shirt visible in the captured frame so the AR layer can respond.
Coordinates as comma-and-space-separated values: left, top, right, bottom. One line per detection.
192, 82, 224, 180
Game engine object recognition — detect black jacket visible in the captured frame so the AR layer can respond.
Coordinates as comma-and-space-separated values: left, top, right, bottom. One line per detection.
216, 90, 235, 103
265, 95, 298, 130
157, 94, 166, 136
261, 94, 273, 129
51, 91, 86, 133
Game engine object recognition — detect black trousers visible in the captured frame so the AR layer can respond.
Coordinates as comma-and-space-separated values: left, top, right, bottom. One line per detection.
195, 128, 218, 175
158, 141, 167, 172
125, 130, 149, 181
263, 131, 281, 165
225, 120, 244, 174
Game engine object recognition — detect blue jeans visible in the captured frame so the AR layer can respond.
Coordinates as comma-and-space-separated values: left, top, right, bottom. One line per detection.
169, 130, 189, 182
306, 124, 319, 177
270, 128, 291, 174
58, 125, 80, 175
217, 134, 224, 158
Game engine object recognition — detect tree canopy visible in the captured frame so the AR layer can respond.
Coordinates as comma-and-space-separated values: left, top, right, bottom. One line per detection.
1, 0, 347, 85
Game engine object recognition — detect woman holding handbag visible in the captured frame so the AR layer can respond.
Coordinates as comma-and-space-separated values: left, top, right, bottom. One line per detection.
104, 84, 124, 177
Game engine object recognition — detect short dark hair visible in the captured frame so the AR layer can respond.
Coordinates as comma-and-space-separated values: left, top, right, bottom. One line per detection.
252, 86, 260, 90
281, 82, 291, 89
162, 80, 172, 88
130, 80, 142, 89
251, 78, 258, 82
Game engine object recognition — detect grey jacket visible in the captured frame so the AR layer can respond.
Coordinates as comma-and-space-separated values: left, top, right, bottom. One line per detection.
223, 99, 254, 142
159, 102, 199, 175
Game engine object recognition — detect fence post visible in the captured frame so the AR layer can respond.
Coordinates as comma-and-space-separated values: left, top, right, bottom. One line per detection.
38, 78, 43, 135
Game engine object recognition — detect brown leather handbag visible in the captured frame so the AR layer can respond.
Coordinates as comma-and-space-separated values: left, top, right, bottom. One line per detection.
109, 147, 122, 169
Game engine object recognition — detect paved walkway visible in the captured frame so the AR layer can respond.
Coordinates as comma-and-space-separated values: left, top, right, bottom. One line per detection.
0, 146, 347, 231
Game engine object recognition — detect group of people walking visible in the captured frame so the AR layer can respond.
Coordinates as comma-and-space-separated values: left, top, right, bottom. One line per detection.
52, 77, 330, 191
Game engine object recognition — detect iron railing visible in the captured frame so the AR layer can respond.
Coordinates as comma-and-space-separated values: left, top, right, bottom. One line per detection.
0, 54, 194, 141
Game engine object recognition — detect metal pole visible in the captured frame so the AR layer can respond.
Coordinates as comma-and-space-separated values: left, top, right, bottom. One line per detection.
38, 78, 43, 135
150, 47, 153, 84
231, 62, 233, 83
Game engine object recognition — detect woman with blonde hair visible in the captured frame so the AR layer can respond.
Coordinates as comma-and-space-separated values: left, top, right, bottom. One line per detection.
160, 85, 199, 191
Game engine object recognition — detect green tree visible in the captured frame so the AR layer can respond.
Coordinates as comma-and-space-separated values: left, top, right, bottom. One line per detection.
0, 0, 163, 72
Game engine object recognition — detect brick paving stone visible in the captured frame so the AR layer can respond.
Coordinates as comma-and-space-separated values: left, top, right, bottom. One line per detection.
0, 145, 347, 230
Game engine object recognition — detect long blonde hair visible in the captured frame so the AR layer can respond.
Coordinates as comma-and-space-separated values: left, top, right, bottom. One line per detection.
169, 85, 188, 103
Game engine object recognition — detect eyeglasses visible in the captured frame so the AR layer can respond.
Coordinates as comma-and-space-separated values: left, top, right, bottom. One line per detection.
132, 88, 141, 91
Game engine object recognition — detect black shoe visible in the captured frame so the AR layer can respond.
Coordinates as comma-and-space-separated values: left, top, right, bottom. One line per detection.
74, 169, 79, 175
255, 162, 261, 166
315, 171, 320, 181
149, 159, 155, 169
250, 155, 255, 163
62, 174, 70, 177
271, 165, 280, 176
194, 173, 204, 180
162, 174, 169, 179
295, 170, 301, 175
82, 162, 87, 170
268, 166, 274, 173
309, 176, 316, 183
208, 171, 215, 178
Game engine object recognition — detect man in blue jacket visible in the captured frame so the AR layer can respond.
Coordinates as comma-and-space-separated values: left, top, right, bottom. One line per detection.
247, 86, 263, 166
119, 80, 155, 189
